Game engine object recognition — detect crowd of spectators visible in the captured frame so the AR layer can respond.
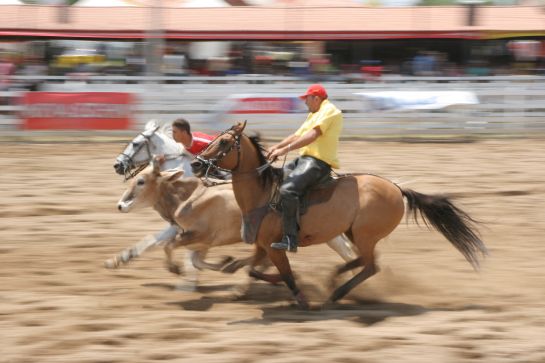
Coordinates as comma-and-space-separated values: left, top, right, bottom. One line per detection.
1, 39, 545, 95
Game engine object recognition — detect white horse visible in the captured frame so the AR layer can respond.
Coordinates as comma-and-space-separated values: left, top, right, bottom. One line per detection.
108, 120, 358, 288
113, 120, 192, 179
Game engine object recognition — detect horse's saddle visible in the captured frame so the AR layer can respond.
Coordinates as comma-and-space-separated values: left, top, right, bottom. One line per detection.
241, 167, 340, 244
269, 166, 338, 215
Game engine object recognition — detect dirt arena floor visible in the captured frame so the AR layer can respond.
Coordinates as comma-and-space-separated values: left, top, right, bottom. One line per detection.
2, 137, 545, 363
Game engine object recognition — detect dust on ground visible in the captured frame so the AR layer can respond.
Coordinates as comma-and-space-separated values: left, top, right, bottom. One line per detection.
1, 139, 545, 363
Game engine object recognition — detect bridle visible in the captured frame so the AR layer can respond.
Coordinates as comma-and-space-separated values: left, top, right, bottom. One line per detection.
195, 127, 242, 177
119, 126, 183, 181
194, 125, 272, 181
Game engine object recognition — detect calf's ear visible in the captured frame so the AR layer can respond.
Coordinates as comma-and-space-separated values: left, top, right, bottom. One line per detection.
163, 170, 184, 182
151, 156, 161, 175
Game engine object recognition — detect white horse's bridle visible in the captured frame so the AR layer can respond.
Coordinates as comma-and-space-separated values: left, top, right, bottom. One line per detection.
116, 126, 184, 181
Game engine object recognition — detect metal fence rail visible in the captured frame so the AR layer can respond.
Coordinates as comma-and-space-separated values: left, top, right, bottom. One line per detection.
2, 75, 545, 136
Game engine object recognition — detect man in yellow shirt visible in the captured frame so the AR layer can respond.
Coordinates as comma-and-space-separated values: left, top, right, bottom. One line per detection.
267, 84, 343, 252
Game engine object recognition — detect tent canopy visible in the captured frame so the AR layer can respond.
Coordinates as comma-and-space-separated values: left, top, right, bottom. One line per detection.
75, 0, 135, 6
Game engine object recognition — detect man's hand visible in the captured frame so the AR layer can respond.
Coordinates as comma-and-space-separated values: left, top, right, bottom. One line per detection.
267, 146, 288, 162
266, 145, 278, 160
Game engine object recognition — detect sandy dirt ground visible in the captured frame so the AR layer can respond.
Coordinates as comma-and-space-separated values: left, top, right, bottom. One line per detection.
1, 138, 545, 363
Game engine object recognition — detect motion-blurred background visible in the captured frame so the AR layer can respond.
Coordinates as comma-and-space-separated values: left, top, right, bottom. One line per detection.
1, 0, 544, 137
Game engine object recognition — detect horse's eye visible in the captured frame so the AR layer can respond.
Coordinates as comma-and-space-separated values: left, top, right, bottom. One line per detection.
219, 139, 228, 146
132, 142, 140, 147
137, 178, 145, 186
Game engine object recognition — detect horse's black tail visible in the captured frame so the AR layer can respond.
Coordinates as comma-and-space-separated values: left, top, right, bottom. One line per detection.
401, 188, 488, 270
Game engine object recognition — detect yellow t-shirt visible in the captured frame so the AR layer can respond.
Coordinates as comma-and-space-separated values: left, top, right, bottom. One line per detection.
294, 99, 343, 168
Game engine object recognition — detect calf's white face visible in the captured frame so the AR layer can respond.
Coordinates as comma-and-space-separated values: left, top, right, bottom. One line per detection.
117, 163, 185, 213
117, 171, 158, 213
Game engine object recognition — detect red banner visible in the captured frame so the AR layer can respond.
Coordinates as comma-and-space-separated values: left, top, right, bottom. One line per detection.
20, 92, 135, 130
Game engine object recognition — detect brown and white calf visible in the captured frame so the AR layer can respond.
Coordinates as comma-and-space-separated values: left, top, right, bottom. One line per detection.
115, 161, 243, 290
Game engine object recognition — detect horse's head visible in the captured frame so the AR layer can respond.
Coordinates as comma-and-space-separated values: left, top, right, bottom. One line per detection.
117, 158, 185, 213
191, 121, 246, 177
114, 120, 185, 180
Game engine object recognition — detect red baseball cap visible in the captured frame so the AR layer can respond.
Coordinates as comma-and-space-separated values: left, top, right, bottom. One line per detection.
299, 84, 328, 100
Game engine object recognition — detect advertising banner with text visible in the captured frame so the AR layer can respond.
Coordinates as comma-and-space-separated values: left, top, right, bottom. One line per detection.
20, 92, 135, 130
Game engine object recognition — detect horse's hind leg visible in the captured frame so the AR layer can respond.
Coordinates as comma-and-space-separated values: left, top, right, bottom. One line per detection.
326, 235, 358, 263
336, 257, 364, 275
327, 237, 379, 304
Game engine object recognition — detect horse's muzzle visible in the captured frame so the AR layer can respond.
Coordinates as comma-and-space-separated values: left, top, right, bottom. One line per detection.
191, 160, 205, 176
113, 162, 125, 175
114, 155, 130, 175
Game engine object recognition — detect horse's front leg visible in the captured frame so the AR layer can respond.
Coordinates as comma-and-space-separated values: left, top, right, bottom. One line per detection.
104, 224, 178, 269
266, 247, 309, 310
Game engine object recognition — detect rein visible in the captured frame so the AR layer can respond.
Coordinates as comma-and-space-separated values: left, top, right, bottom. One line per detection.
195, 127, 272, 184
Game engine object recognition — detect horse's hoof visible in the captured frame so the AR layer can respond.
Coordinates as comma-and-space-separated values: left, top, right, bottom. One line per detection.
104, 258, 119, 269
294, 291, 310, 310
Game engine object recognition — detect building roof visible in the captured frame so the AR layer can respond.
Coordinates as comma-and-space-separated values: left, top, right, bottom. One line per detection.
0, 5, 544, 40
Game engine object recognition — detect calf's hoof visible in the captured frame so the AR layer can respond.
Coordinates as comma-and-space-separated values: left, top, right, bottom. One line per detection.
175, 281, 197, 292
167, 263, 183, 275
104, 257, 120, 269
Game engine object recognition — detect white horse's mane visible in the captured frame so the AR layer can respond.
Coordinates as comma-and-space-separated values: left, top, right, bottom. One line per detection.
143, 119, 192, 160
145, 119, 173, 139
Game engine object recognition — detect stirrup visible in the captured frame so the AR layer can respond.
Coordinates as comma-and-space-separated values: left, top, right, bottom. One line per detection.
271, 236, 298, 253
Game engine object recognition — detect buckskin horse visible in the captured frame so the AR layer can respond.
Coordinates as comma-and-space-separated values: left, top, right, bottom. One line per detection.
191, 121, 488, 309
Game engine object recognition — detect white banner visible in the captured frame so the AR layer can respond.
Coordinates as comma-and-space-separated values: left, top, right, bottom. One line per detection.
356, 91, 479, 112
215, 93, 306, 115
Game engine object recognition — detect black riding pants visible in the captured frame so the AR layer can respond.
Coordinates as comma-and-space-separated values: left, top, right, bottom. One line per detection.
280, 156, 332, 199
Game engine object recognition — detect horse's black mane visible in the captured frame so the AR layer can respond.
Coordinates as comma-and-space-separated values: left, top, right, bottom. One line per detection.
247, 134, 278, 188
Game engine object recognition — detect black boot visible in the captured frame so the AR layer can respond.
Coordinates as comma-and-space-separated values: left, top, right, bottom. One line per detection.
271, 195, 299, 253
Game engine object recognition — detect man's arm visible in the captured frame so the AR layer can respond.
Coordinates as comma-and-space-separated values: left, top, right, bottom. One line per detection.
272, 133, 299, 150
268, 127, 321, 161
267, 133, 299, 157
